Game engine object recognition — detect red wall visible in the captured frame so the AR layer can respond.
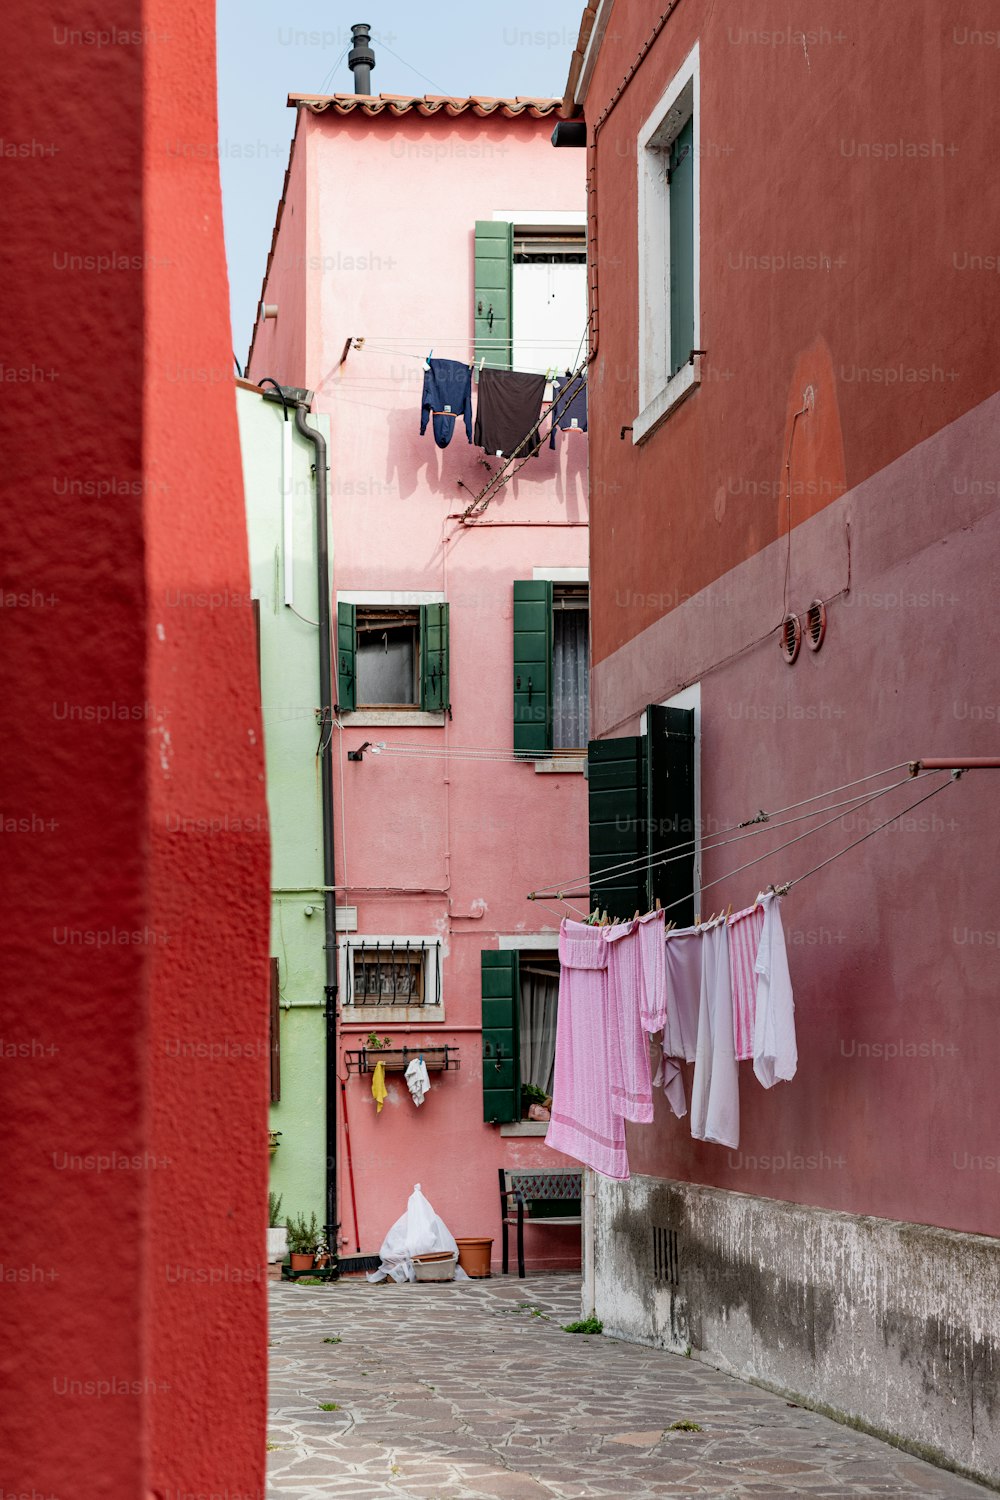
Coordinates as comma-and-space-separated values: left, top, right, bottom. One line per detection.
587, 0, 1000, 659
0, 3, 269, 1495
583, 1, 1000, 1234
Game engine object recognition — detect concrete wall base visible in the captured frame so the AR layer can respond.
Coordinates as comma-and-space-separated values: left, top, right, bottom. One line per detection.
595, 1175, 1000, 1488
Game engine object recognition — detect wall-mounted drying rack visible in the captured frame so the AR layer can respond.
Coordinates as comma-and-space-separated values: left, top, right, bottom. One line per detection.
346, 1045, 460, 1075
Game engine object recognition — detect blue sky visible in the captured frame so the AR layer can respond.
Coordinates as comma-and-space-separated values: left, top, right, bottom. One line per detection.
217, 0, 585, 360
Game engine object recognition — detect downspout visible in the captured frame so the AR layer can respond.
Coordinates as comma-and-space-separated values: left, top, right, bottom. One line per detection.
294, 403, 340, 1277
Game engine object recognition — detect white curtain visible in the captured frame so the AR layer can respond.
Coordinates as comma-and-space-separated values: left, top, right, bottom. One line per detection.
552, 608, 589, 750
519, 969, 559, 1096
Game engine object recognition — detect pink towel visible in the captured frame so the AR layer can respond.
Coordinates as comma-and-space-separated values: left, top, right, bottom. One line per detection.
604, 920, 654, 1124
728, 901, 765, 1061
546, 919, 629, 1180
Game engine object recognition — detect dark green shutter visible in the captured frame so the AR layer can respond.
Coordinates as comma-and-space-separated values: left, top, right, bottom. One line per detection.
588, 735, 647, 920
482, 950, 520, 1123
646, 704, 695, 925
474, 220, 513, 368
336, 602, 356, 712
668, 117, 695, 377
589, 706, 696, 921
513, 580, 552, 756
420, 603, 450, 712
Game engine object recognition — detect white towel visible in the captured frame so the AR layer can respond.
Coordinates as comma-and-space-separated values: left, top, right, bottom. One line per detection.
404, 1056, 431, 1107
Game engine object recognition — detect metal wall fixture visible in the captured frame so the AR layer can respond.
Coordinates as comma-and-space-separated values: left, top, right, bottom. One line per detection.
805, 599, 827, 651
780, 612, 802, 665
652, 1225, 680, 1287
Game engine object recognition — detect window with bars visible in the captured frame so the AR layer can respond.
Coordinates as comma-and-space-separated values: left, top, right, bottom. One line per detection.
344, 940, 441, 1010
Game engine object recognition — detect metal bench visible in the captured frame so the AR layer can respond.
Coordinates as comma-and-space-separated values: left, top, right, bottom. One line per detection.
498, 1167, 583, 1278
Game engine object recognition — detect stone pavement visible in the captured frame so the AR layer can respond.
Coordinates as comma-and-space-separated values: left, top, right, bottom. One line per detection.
267, 1272, 988, 1498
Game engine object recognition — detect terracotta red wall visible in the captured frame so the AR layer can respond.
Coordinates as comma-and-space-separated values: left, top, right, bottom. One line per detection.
586, 0, 1000, 661
0, 3, 269, 1495
581, 0, 1000, 1236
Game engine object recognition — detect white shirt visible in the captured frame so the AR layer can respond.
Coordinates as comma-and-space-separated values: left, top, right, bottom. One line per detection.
404, 1056, 431, 1106
753, 893, 797, 1088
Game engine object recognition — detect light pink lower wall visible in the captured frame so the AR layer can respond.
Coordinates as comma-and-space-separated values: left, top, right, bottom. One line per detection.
592, 389, 1000, 1236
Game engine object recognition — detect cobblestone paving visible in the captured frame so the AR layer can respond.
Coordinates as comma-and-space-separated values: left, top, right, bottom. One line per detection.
268, 1272, 988, 1499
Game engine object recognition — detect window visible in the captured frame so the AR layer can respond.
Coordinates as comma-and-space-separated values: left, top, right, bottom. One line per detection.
342, 937, 442, 1020
482, 945, 560, 1125
588, 702, 696, 925
356, 607, 418, 707
475, 217, 588, 372
512, 579, 589, 757
337, 600, 449, 715
635, 43, 700, 442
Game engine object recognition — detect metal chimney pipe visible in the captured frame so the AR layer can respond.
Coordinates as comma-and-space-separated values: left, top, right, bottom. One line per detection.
348, 23, 375, 95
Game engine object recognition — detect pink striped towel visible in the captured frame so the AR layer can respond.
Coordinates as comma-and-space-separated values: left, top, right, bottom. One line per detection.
546, 919, 629, 1180
604, 919, 654, 1124
728, 900, 766, 1061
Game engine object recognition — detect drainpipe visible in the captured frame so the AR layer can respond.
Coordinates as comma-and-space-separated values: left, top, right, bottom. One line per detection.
294, 402, 340, 1278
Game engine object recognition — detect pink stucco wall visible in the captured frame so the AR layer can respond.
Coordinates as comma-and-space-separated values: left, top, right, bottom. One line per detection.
251, 107, 591, 1264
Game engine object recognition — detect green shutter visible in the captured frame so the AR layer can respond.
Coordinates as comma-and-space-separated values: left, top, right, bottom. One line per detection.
513, 580, 552, 756
588, 735, 647, 920
420, 603, 450, 712
336, 601, 356, 712
668, 116, 695, 377
474, 219, 513, 368
482, 949, 520, 1123
646, 704, 695, 925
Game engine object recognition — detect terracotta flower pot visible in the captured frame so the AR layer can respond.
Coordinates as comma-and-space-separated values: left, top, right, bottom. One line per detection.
455, 1237, 493, 1278
290, 1251, 315, 1272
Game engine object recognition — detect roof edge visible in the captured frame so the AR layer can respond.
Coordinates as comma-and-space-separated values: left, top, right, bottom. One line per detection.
287, 92, 561, 120
562, 0, 614, 115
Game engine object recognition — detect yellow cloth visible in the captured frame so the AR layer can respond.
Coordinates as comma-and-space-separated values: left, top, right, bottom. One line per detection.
371, 1060, 387, 1114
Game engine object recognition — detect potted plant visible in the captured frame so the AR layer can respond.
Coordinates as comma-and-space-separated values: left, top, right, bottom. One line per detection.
521, 1083, 551, 1121
365, 1032, 392, 1050
286, 1211, 320, 1273
267, 1191, 287, 1264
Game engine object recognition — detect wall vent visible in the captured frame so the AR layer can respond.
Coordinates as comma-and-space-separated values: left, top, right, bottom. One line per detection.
805, 599, 827, 652
652, 1225, 679, 1287
780, 612, 802, 665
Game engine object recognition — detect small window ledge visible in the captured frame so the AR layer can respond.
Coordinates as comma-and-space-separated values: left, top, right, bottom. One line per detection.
343, 709, 446, 728
500, 1121, 549, 1137
534, 754, 587, 774
633, 362, 699, 445
342, 1005, 444, 1025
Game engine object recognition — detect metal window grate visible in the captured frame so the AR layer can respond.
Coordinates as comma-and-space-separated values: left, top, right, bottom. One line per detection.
652, 1225, 679, 1287
347, 941, 439, 1006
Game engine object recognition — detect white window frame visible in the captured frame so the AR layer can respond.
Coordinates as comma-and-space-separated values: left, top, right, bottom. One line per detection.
635, 42, 700, 445
339, 934, 443, 1023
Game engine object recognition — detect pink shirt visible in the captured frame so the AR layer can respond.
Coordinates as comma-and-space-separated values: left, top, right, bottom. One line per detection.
728, 900, 766, 1062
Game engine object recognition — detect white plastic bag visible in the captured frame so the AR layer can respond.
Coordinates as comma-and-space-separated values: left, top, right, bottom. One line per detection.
366, 1183, 463, 1283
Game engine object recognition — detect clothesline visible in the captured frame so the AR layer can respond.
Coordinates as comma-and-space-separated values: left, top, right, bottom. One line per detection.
530, 757, 919, 898
356, 344, 580, 379
580, 769, 940, 898
461, 362, 590, 518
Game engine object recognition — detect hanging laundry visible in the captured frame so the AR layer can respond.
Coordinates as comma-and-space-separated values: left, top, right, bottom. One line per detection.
473, 367, 546, 458
404, 1055, 431, 1107
753, 892, 797, 1088
371, 1059, 388, 1114
689, 921, 740, 1149
419, 357, 473, 448
546, 918, 629, 1180
728, 899, 766, 1062
637, 909, 667, 1033
548, 372, 588, 448
603, 919, 654, 1124
654, 925, 702, 1119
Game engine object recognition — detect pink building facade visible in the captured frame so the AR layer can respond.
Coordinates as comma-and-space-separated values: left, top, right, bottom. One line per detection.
247, 95, 590, 1269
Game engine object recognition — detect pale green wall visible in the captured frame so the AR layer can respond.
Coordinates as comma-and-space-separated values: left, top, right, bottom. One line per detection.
236, 387, 331, 1229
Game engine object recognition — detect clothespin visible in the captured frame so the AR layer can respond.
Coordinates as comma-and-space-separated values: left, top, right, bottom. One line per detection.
695, 913, 700, 926
632, 910, 640, 921
665, 920, 676, 933
424, 348, 433, 370
654, 898, 661, 911
479, 355, 486, 373
726, 903, 733, 919
601, 910, 609, 926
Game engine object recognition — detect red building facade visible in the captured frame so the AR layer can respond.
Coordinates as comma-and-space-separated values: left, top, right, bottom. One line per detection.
561, 0, 1000, 1484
